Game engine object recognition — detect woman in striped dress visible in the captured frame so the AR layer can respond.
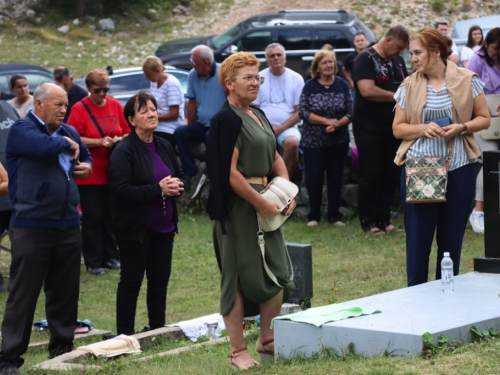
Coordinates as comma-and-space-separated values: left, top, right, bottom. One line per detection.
392, 27, 490, 287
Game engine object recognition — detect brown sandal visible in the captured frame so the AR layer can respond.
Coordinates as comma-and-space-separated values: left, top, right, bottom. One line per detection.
228, 347, 259, 371
256, 338, 274, 361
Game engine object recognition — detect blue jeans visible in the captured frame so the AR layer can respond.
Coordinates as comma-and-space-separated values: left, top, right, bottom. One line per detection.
303, 144, 348, 222
401, 163, 475, 287
174, 122, 209, 178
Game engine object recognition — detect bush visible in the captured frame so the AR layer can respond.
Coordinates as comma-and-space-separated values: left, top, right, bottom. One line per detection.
429, 0, 445, 13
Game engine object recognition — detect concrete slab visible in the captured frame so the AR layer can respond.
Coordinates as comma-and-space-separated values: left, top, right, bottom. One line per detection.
275, 272, 500, 358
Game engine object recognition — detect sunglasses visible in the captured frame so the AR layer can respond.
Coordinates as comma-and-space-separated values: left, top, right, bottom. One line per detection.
93, 87, 110, 93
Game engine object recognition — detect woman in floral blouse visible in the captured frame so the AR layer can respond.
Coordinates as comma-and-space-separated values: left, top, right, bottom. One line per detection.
299, 49, 353, 227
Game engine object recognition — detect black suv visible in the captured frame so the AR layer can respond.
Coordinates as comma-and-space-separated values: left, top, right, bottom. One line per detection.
155, 9, 377, 80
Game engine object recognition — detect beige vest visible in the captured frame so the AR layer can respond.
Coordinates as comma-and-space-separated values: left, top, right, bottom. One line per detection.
394, 61, 480, 166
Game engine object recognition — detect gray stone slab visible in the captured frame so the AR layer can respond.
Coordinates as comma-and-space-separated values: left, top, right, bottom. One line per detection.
275, 272, 500, 358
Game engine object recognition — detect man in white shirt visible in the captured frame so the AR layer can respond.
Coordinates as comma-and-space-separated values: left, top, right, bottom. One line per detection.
435, 21, 459, 64
253, 43, 304, 179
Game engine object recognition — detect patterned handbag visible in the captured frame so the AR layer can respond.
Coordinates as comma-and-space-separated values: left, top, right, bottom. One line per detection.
405, 137, 455, 204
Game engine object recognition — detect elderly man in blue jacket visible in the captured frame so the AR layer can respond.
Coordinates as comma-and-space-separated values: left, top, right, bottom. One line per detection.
0, 83, 92, 375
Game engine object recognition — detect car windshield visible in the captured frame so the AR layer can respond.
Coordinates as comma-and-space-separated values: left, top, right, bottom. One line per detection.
212, 22, 247, 49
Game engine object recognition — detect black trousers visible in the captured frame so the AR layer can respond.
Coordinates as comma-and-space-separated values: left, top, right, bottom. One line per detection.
116, 231, 175, 335
79, 185, 118, 268
353, 126, 401, 230
303, 144, 348, 222
0, 226, 81, 368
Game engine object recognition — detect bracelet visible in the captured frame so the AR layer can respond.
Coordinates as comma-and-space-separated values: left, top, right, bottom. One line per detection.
460, 123, 468, 135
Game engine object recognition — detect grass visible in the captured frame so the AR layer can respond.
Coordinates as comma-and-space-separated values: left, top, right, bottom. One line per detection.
0, 208, 497, 374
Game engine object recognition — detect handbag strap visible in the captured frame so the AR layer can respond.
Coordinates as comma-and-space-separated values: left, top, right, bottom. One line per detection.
444, 105, 460, 170
256, 214, 294, 287
81, 100, 106, 138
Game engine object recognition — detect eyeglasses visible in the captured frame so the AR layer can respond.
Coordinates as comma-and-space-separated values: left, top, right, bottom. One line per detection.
234, 75, 265, 85
189, 57, 196, 66
93, 87, 110, 94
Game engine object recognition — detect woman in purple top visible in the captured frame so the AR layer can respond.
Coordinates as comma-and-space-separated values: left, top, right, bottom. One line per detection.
299, 49, 353, 227
465, 27, 500, 234
108, 91, 186, 335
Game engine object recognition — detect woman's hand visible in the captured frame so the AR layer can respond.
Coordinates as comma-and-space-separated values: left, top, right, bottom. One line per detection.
100, 136, 115, 148
422, 123, 445, 139
281, 198, 296, 216
442, 124, 464, 139
256, 198, 281, 219
160, 176, 184, 197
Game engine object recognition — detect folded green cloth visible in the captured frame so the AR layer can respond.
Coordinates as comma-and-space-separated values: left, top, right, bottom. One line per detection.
272, 304, 381, 328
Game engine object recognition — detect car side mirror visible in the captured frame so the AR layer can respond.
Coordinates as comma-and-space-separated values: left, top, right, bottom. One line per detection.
224, 45, 238, 55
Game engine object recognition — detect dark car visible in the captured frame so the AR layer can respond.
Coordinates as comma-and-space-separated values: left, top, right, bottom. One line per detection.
74, 66, 189, 107
0, 63, 54, 100
155, 9, 378, 80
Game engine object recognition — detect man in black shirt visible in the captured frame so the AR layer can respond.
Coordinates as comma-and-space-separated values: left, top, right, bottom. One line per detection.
342, 32, 368, 97
53, 66, 88, 123
352, 25, 409, 234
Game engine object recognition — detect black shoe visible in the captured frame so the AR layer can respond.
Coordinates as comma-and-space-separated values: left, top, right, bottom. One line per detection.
105, 259, 121, 270
0, 364, 19, 375
49, 345, 73, 359
136, 326, 150, 334
87, 267, 106, 275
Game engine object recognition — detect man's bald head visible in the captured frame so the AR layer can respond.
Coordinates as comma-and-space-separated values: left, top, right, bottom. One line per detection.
34, 83, 68, 133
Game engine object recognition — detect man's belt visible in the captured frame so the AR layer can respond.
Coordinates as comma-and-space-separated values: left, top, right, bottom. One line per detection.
245, 176, 268, 187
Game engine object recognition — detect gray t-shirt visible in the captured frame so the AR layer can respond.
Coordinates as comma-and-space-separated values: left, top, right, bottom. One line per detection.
0, 102, 19, 211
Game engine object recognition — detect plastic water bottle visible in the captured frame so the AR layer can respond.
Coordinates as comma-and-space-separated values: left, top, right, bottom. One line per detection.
441, 252, 454, 293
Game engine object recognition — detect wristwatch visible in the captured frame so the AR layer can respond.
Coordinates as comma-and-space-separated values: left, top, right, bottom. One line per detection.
460, 123, 468, 135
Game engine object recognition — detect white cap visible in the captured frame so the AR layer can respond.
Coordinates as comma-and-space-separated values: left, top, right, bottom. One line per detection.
444, 252, 450, 257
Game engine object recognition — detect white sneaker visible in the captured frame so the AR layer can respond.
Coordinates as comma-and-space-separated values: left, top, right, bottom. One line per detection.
307, 220, 319, 227
332, 221, 346, 227
469, 211, 484, 234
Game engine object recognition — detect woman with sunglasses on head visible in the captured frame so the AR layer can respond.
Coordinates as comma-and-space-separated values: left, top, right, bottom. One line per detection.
68, 69, 130, 276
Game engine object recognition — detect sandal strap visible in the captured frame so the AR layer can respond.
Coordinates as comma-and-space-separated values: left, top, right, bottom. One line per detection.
229, 347, 248, 358
260, 338, 274, 347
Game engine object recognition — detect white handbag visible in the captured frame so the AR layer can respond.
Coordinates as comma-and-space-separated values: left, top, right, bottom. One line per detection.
256, 177, 298, 232
480, 117, 500, 140
254, 176, 298, 287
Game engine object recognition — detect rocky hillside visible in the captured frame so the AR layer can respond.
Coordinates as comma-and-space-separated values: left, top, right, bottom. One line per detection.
0, 0, 499, 74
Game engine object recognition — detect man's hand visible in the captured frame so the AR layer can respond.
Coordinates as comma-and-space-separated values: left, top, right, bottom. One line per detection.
63, 136, 80, 161
72, 162, 92, 179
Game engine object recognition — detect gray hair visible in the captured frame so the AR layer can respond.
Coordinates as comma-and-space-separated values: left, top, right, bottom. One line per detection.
33, 84, 51, 102
265, 43, 285, 57
33, 83, 65, 102
192, 45, 214, 63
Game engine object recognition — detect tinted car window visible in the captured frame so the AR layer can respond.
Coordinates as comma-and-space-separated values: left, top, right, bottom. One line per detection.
237, 31, 272, 52
24, 74, 53, 92
169, 71, 188, 93
109, 74, 150, 97
277, 29, 313, 50
316, 29, 351, 49
0, 76, 10, 98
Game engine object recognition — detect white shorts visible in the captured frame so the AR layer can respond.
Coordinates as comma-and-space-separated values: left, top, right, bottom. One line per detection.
276, 125, 301, 147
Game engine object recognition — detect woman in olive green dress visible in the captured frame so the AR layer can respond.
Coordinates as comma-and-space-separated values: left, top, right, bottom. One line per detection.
206, 52, 296, 370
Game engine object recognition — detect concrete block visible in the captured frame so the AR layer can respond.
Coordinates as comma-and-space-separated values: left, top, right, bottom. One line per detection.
275, 272, 500, 358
